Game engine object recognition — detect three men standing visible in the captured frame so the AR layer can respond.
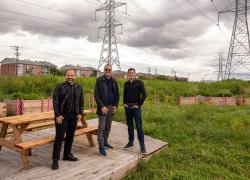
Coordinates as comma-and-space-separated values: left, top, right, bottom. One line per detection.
123, 68, 147, 154
52, 66, 147, 168
52, 69, 83, 170
94, 64, 120, 156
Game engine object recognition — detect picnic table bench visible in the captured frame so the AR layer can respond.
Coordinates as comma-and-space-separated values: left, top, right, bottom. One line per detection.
0, 110, 98, 169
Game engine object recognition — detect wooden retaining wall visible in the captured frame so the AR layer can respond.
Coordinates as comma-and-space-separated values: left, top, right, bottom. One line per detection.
179, 96, 247, 106
0, 102, 7, 118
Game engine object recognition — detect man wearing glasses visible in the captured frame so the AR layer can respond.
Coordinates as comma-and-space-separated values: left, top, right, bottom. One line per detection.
94, 64, 119, 156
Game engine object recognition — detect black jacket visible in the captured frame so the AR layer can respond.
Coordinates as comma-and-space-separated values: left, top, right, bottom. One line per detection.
123, 79, 147, 107
53, 82, 84, 117
94, 76, 119, 116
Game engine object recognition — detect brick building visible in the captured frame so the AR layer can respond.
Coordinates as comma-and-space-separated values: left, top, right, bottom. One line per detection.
0, 58, 57, 76
60, 65, 98, 77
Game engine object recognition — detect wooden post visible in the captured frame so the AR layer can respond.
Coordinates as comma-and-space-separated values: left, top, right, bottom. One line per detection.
21, 98, 24, 115
16, 98, 19, 115
47, 97, 51, 111
92, 96, 95, 112
41, 99, 44, 112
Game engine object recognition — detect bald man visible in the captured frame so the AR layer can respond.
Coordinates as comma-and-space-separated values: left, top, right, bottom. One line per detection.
52, 69, 84, 170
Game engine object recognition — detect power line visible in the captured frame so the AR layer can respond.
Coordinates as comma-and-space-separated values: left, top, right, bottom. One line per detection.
210, 0, 218, 13
0, 44, 97, 61
128, 0, 165, 27
22, 47, 94, 60
0, 8, 96, 30
184, 0, 218, 25
14, 0, 94, 21
0, 20, 99, 38
184, 0, 230, 42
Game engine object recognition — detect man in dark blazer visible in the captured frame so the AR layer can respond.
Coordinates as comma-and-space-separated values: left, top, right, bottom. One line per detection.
94, 64, 119, 156
52, 69, 84, 170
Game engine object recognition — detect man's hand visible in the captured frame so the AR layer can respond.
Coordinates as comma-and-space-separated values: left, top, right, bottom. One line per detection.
124, 104, 128, 108
112, 106, 117, 113
132, 105, 139, 109
77, 114, 82, 121
101, 106, 108, 114
56, 115, 64, 125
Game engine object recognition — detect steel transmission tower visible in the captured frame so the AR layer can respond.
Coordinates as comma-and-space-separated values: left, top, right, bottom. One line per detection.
219, 0, 250, 79
96, 0, 127, 71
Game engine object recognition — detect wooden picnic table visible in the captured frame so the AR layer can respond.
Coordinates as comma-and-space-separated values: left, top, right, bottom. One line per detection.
0, 110, 97, 169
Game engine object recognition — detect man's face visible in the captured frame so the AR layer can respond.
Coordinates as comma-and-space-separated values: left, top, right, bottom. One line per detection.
104, 65, 112, 78
65, 70, 76, 83
128, 70, 136, 80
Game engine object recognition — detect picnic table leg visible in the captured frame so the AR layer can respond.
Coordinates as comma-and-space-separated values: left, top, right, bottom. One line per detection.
0, 123, 9, 151
80, 116, 95, 147
11, 124, 30, 169
21, 150, 29, 169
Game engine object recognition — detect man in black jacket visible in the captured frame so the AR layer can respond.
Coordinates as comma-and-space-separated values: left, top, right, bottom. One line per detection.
52, 69, 84, 170
123, 68, 147, 154
94, 64, 119, 156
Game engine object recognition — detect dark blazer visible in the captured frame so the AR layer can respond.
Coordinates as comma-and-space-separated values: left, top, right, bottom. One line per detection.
53, 82, 84, 117
94, 76, 119, 116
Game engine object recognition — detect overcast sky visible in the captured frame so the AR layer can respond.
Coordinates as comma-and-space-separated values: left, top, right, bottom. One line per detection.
0, 0, 236, 80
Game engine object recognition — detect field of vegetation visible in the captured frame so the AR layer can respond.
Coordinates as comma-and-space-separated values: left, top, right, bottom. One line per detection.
0, 76, 249, 179
1, 76, 250, 101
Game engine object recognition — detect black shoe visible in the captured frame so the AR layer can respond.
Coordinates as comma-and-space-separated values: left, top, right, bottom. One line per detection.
104, 143, 114, 149
51, 160, 59, 170
140, 145, 147, 155
99, 147, 107, 156
123, 143, 133, 149
63, 153, 78, 161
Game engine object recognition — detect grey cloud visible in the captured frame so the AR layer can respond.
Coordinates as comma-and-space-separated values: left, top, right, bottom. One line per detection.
0, 0, 243, 62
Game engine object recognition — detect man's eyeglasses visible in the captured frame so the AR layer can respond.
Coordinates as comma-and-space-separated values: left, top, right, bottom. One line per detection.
105, 69, 112, 72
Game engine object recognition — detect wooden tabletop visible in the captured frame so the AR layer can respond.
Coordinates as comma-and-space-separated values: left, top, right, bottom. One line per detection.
0, 110, 94, 125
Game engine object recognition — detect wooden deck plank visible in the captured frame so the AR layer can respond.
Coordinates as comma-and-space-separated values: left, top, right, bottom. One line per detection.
0, 119, 167, 180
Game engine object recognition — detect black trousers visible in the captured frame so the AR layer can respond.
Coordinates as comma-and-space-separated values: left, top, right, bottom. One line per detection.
52, 113, 77, 160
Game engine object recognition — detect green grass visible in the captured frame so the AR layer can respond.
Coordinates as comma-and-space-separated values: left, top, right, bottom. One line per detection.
113, 104, 250, 179
1, 76, 250, 102
0, 76, 250, 178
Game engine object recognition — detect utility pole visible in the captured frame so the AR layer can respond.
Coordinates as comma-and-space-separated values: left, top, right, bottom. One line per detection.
217, 52, 225, 81
147, 67, 151, 75
219, 0, 250, 79
11, 46, 20, 76
154, 68, 158, 76
96, 0, 127, 71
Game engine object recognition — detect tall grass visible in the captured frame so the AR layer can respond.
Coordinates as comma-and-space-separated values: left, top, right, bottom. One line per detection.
1, 76, 250, 101
113, 104, 250, 179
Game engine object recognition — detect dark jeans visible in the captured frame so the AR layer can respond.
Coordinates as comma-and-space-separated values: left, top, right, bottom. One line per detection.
52, 113, 77, 160
125, 107, 144, 146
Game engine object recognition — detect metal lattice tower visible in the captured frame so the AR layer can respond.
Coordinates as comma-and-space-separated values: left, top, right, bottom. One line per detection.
96, 0, 127, 71
219, 0, 250, 79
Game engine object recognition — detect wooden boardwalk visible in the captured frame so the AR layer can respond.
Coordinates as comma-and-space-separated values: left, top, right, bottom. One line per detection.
0, 119, 167, 180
